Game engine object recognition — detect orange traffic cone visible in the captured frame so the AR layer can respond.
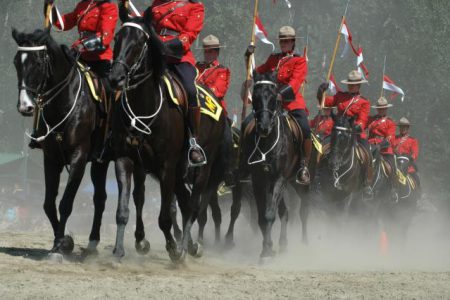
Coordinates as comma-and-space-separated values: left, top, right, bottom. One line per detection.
379, 230, 389, 256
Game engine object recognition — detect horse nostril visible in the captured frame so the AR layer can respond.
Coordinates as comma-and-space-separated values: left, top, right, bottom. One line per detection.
26, 106, 34, 113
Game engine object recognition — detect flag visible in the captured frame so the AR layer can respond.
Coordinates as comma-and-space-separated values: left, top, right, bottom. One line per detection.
356, 47, 370, 79
254, 15, 275, 51
340, 20, 359, 58
328, 74, 342, 95
272, 0, 292, 8
383, 75, 405, 101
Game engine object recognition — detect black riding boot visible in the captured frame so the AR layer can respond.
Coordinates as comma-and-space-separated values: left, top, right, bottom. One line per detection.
296, 138, 312, 185
188, 107, 206, 166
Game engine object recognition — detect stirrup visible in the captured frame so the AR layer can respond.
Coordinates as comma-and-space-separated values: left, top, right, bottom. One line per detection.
295, 167, 310, 185
188, 138, 207, 167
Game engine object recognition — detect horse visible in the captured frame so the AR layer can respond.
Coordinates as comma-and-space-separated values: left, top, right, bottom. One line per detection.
109, 14, 230, 260
236, 72, 309, 261
11, 28, 145, 256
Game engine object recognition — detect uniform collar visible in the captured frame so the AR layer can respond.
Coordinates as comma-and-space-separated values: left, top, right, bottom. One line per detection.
281, 50, 295, 57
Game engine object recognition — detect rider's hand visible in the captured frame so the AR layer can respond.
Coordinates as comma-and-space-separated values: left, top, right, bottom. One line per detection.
245, 45, 255, 57
317, 82, 328, 101
353, 124, 363, 133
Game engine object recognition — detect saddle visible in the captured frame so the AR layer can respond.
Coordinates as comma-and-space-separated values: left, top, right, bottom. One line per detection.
162, 71, 188, 115
286, 114, 304, 147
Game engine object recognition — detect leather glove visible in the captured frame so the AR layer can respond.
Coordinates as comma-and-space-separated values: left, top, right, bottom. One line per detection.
245, 45, 255, 57
317, 82, 328, 102
81, 36, 106, 52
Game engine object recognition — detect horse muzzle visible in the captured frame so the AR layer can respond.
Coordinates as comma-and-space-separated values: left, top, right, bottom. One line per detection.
18, 90, 35, 116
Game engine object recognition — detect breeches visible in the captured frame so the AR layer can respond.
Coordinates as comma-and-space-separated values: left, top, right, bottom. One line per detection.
289, 109, 311, 139
168, 62, 199, 107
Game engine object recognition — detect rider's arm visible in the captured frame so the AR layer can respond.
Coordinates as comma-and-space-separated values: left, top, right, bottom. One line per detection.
95, 3, 119, 48
177, 4, 204, 54
411, 139, 419, 161
279, 57, 307, 102
211, 68, 231, 99
355, 99, 370, 130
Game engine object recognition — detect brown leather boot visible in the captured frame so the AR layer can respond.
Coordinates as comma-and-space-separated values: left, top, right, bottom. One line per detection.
188, 107, 206, 166
296, 138, 312, 185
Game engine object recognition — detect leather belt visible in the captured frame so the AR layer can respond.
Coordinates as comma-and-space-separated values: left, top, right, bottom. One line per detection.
158, 28, 180, 36
80, 31, 96, 39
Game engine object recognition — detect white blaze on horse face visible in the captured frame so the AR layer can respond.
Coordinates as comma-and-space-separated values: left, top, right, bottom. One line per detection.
21, 53, 28, 63
18, 53, 34, 113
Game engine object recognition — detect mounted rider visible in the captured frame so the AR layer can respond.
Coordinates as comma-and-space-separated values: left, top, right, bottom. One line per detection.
144, 0, 206, 166
318, 70, 372, 195
310, 106, 335, 140
246, 26, 312, 185
45, 0, 118, 78
393, 117, 420, 184
196, 34, 231, 116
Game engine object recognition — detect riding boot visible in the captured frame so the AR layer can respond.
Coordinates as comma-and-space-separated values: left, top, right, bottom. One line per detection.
296, 138, 312, 185
188, 107, 206, 166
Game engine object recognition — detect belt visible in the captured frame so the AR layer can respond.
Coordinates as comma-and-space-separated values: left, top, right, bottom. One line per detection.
158, 28, 180, 36
80, 31, 96, 39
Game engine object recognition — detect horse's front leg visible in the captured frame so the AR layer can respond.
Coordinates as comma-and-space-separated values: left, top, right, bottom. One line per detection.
225, 181, 242, 248
133, 165, 150, 255
278, 197, 288, 252
295, 184, 310, 245
53, 149, 89, 254
43, 156, 63, 246
113, 157, 133, 258
86, 160, 109, 254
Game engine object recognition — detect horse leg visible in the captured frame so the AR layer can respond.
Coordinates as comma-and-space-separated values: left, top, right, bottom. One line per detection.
113, 157, 133, 258
225, 181, 242, 248
133, 165, 150, 255
86, 161, 109, 253
53, 151, 88, 254
174, 172, 191, 242
197, 206, 207, 245
43, 157, 63, 246
296, 185, 310, 245
278, 197, 288, 253
170, 199, 182, 243
159, 166, 183, 262
209, 190, 222, 245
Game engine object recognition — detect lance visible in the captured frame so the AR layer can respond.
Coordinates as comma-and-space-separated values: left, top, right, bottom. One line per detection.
380, 55, 387, 98
320, 0, 351, 111
300, 28, 309, 95
241, 0, 260, 124
44, 0, 53, 28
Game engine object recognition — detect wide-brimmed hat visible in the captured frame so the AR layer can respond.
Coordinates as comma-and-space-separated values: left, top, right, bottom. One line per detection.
316, 105, 336, 109
198, 34, 225, 49
341, 70, 368, 85
372, 97, 393, 109
277, 26, 302, 40
398, 117, 411, 126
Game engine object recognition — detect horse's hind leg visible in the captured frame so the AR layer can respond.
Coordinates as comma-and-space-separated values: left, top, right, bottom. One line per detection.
133, 165, 150, 255
87, 161, 109, 253
54, 151, 88, 254
225, 182, 242, 248
278, 197, 288, 253
113, 157, 133, 258
43, 157, 63, 246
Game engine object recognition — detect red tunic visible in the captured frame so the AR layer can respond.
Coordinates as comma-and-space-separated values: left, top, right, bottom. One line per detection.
150, 0, 204, 66
393, 134, 419, 173
256, 53, 308, 111
196, 59, 231, 114
54, 1, 118, 62
310, 115, 334, 137
324, 92, 370, 138
367, 115, 397, 154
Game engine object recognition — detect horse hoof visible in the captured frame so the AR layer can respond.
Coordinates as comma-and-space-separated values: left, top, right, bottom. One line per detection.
48, 253, 64, 263
167, 244, 185, 264
60, 235, 75, 255
188, 242, 203, 258
135, 239, 151, 255
258, 255, 275, 265
113, 247, 125, 259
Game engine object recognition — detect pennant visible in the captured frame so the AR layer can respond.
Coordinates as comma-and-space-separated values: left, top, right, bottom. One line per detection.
340, 20, 359, 58
255, 15, 275, 51
328, 74, 342, 95
383, 75, 405, 101
356, 47, 370, 79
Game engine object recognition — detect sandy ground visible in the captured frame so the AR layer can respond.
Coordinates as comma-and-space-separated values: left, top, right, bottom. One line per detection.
0, 230, 449, 300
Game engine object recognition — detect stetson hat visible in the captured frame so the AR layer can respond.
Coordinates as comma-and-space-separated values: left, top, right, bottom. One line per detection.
198, 34, 225, 49
277, 26, 302, 40
372, 97, 393, 108
316, 105, 336, 109
398, 117, 411, 126
341, 70, 368, 85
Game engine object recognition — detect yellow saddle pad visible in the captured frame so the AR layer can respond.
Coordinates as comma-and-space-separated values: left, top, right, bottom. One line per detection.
162, 75, 222, 121
77, 62, 100, 102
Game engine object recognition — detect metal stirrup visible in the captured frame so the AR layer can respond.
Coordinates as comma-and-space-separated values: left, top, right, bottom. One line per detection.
188, 138, 207, 167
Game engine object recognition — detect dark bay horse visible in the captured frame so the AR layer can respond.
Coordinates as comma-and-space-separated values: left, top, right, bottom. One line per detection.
237, 73, 309, 261
11, 28, 129, 255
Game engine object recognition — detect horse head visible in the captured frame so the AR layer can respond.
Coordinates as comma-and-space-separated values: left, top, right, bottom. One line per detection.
12, 28, 54, 116
396, 155, 411, 174
252, 72, 280, 137
109, 11, 165, 89
329, 115, 355, 171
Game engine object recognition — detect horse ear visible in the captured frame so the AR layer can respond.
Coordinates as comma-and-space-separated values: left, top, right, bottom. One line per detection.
11, 28, 19, 43
118, 3, 130, 23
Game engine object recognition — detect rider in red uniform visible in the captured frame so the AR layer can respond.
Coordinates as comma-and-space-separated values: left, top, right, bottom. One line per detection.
196, 34, 231, 115
367, 97, 396, 155
145, 0, 206, 165
46, 0, 118, 77
310, 106, 334, 139
318, 70, 372, 195
246, 26, 311, 185
393, 117, 420, 183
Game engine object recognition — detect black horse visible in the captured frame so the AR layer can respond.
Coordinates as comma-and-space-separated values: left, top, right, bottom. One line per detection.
236, 73, 309, 261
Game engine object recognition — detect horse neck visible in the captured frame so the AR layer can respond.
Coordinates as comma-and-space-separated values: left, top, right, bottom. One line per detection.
46, 41, 72, 87
127, 73, 162, 120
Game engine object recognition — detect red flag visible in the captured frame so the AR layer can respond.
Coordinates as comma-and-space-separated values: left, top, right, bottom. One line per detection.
383, 75, 405, 101
254, 15, 275, 50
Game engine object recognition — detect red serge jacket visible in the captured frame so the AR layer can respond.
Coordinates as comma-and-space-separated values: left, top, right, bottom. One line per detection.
256, 52, 308, 111
196, 60, 231, 113
393, 134, 419, 173
54, 0, 118, 62
310, 115, 334, 137
367, 115, 397, 154
150, 0, 204, 66
324, 92, 370, 138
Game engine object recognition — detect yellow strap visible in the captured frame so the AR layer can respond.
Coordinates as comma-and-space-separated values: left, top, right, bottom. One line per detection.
197, 85, 222, 121
163, 75, 179, 105
311, 134, 323, 154
77, 62, 100, 102
397, 169, 407, 185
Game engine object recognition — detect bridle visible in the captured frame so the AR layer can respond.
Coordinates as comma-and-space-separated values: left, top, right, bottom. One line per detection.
252, 80, 280, 133
330, 121, 357, 188
112, 22, 152, 90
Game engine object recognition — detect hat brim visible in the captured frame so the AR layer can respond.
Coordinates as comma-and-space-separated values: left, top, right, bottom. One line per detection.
317, 105, 336, 109
195, 45, 227, 50
371, 104, 393, 108
341, 79, 368, 84
277, 36, 304, 40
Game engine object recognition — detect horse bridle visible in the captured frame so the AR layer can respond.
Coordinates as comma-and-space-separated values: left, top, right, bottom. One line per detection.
113, 22, 152, 89
252, 80, 280, 131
